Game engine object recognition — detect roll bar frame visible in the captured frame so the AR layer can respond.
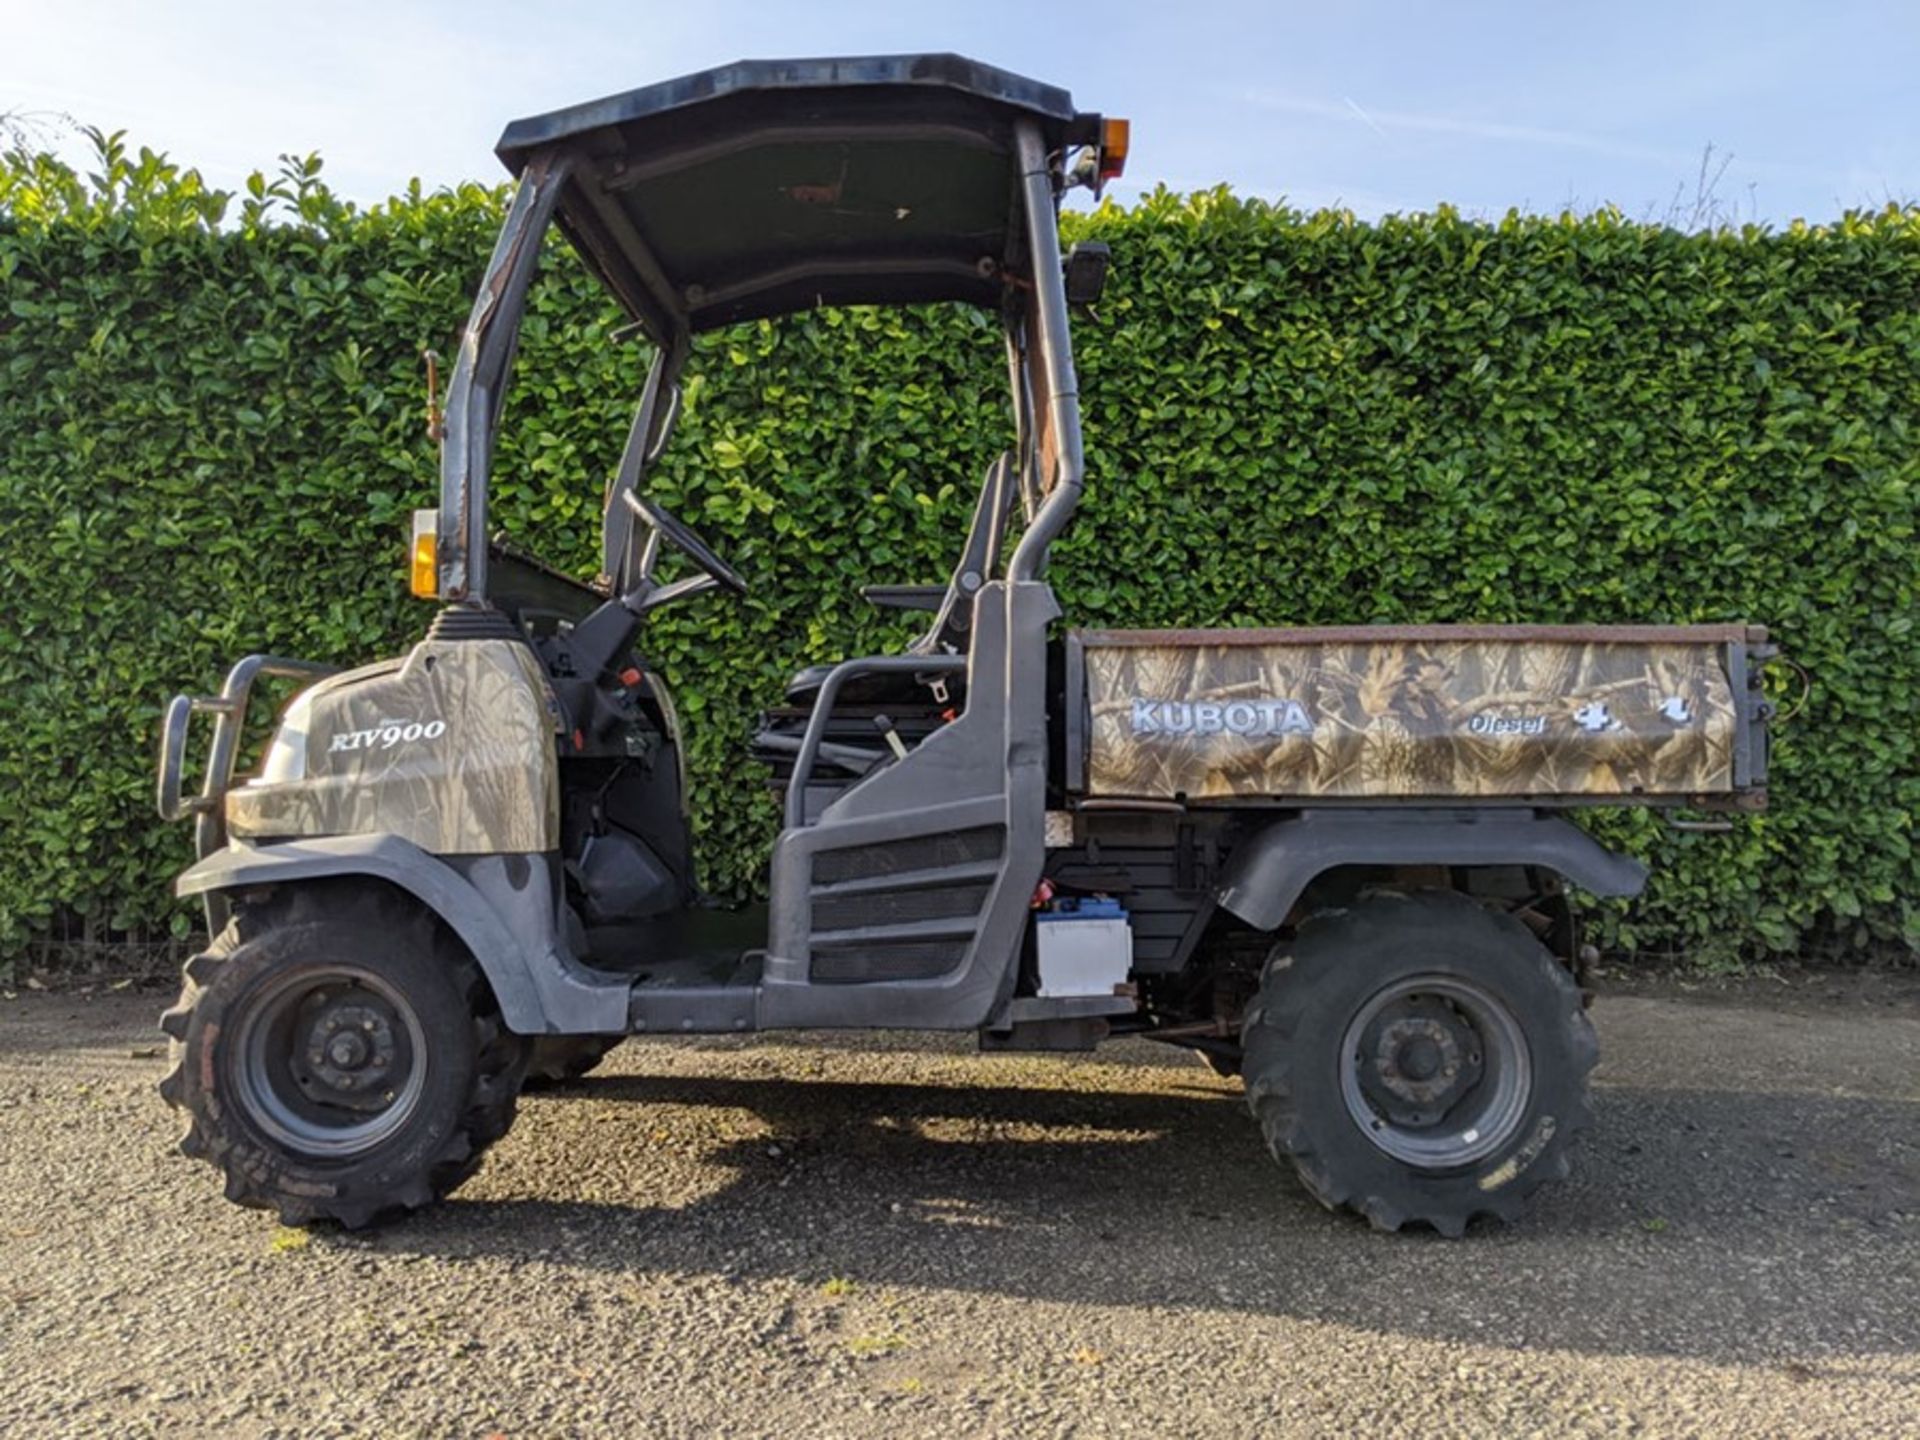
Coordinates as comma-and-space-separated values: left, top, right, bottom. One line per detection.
433, 115, 1088, 606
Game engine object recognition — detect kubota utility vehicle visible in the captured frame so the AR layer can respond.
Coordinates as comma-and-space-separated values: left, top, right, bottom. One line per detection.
157, 55, 1775, 1235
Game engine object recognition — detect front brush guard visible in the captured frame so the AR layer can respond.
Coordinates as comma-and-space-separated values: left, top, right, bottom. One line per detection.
158, 655, 339, 928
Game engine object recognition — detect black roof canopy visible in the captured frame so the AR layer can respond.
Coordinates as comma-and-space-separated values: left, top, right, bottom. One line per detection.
496, 54, 1091, 340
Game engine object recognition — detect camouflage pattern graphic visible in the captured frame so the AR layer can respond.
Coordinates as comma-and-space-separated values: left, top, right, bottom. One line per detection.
227, 638, 559, 853
1082, 631, 1739, 801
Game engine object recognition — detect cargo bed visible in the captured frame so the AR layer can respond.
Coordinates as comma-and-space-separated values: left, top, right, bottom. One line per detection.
1064, 625, 1771, 808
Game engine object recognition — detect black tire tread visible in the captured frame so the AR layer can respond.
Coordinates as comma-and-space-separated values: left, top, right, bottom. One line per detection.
158, 880, 528, 1228
1243, 889, 1597, 1236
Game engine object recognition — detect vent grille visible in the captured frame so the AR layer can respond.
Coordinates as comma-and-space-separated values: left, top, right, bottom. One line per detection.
804, 823, 1005, 984
812, 882, 992, 933
811, 942, 967, 983
812, 826, 1003, 885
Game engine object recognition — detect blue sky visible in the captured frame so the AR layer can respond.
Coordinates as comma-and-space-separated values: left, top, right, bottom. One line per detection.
4, 0, 1914, 224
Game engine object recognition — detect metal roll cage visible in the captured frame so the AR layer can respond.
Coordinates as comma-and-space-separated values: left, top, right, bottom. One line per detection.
432, 119, 1085, 606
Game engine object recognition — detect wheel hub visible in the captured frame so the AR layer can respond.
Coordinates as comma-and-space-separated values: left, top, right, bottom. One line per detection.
1338, 974, 1530, 1170
1359, 999, 1483, 1124
301, 999, 399, 1102
230, 966, 429, 1156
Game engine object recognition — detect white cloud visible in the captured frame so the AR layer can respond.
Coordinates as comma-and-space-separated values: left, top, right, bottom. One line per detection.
1243, 89, 1697, 169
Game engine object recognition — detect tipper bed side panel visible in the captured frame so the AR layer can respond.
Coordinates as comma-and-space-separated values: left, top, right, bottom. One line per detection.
1072, 625, 1763, 804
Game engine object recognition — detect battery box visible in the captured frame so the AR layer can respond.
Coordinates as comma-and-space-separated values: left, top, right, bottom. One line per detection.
1033, 897, 1133, 998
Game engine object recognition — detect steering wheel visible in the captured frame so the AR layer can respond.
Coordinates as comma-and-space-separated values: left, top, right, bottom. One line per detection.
624, 490, 749, 596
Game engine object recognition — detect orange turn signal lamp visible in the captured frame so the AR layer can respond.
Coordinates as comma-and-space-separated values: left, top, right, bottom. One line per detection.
1099, 118, 1130, 182
410, 509, 439, 599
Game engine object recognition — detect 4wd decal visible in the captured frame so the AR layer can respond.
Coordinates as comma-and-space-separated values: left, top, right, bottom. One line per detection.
1572, 701, 1622, 734
1657, 695, 1695, 724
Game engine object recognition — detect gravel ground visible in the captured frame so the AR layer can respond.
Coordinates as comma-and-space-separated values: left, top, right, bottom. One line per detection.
1, 974, 1915, 1438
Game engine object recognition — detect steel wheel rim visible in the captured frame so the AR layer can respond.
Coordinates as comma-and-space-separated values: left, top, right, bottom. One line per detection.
229, 964, 429, 1159
1338, 973, 1532, 1170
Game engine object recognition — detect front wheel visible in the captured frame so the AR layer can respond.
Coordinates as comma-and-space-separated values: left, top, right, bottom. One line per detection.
1243, 891, 1596, 1236
158, 882, 530, 1228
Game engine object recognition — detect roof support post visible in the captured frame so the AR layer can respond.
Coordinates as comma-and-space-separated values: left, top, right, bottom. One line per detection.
603, 336, 689, 591
1007, 120, 1085, 582
1003, 315, 1042, 524
438, 149, 573, 602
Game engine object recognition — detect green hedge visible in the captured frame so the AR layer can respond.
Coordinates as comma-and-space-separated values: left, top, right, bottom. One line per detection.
2, 136, 1916, 966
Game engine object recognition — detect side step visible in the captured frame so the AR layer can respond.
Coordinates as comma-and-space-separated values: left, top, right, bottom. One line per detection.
628, 985, 756, 1035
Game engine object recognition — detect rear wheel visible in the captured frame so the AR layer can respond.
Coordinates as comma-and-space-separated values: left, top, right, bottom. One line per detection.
158, 882, 530, 1228
1243, 890, 1596, 1236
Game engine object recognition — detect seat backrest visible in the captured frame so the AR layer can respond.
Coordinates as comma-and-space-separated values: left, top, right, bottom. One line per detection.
913, 453, 1015, 655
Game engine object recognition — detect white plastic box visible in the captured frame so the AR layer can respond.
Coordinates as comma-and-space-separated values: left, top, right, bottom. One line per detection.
1034, 898, 1133, 998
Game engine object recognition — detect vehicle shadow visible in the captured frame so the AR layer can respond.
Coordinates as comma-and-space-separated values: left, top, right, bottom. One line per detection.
371, 1064, 1920, 1366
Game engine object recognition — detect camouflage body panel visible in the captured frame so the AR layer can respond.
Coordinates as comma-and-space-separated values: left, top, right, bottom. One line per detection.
1079, 626, 1748, 802
226, 638, 559, 853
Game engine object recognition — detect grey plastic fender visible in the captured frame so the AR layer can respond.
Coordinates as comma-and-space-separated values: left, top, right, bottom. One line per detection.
1215, 808, 1648, 931
174, 834, 629, 1035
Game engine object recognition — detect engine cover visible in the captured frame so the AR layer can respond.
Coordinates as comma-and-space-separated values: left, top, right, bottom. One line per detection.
225, 638, 560, 855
